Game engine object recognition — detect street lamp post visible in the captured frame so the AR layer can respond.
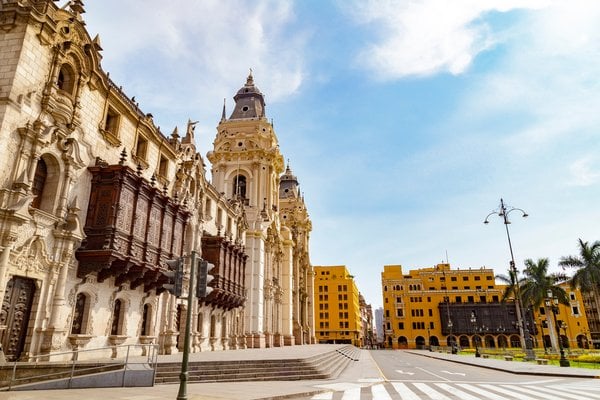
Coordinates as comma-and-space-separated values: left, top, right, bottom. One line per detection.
448, 320, 457, 354
546, 290, 570, 367
561, 322, 569, 353
484, 198, 536, 361
427, 327, 431, 351
470, 311, 480, 357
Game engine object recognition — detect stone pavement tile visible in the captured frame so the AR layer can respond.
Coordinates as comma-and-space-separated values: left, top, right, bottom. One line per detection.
0, 380, 329, 400
335, 350, 384, 382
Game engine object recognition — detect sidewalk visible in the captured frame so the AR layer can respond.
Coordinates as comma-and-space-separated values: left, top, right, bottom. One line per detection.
407, 349, 600, 379
1, 347, 598, 400
0, 345, 383, 400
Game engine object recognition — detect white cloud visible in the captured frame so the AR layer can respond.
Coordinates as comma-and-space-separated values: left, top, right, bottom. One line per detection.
83, 0, 307, 125
344, 0, 551, 79
459, 1, 600, 151
568, 157, 600, 187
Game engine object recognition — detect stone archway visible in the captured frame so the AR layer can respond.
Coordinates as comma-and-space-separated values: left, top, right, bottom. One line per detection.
415, 336, 426, 349
509, 335, 521, 348
398, 336, 408, 349
498, 335, 508, 349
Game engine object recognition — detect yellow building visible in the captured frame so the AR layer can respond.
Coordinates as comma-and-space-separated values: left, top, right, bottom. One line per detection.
535, 286, 592, 351
381, 263, 591, 351
314, 266, 362, 346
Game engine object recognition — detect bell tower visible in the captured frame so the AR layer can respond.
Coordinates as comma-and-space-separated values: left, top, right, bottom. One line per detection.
207, 72, 286, 348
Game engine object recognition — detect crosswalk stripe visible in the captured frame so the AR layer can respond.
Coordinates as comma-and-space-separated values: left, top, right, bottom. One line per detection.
549, 385, 600, 399
479, 384, 536, 399
456, 383, 515, 400
314, 381, 600, 400
390, 382, 422, 400
371, 383, 393, 400
501, 384, 566, 400
434, 383, 486, 400
340, 386, 361, 400
523, 384, 589, 400
413, 382, 453, 400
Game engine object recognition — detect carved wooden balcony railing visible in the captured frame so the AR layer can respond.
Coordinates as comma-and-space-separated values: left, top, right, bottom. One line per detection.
201, 235, 247, 310
75, 163, 189, 292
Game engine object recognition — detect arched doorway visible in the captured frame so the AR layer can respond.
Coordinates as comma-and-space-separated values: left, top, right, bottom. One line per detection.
484, 335, 495, 348
0, 276, 36, 361
446, 335, 456, 347
398, 336, 408, 349
459, 335, 470, 348
509, 335, 521, 348
576, 334, 588, 349
429, 336, 440, 347
415, 336, 426, 349
498, 335, 508, 349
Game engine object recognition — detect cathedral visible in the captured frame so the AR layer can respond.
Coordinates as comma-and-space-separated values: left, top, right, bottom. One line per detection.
0, 0, 315, 362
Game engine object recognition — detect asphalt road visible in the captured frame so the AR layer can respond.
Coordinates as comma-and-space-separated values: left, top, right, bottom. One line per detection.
300, 350, 600, 399
371, 350, 527, 383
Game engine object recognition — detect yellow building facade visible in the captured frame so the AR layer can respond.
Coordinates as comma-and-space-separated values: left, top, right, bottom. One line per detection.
314, 266, 362, 346
381, 264, 591, 352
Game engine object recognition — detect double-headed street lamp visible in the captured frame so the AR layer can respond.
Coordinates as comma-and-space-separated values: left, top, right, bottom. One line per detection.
546, 290, 570, 367
448, 319, 457, 354
484, 198, 536, 361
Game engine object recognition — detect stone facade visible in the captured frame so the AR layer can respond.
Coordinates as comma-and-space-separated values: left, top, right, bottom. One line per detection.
0, 1, 313, 361
207, 74, 315, 347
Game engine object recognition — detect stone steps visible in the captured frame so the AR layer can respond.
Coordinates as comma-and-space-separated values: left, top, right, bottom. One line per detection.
154, 345, 359, 384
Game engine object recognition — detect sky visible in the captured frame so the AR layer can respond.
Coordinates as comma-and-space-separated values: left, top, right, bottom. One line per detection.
79, 0, 600, 310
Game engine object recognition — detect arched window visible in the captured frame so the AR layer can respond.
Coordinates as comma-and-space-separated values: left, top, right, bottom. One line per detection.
71, 293, 87, 334
197, 312, 204, 336
221, 316, 227, 337
141, 303, 151, 336
31, 159, 47, 209
111, 299, 123, 336
210, 315, 216, 338
31, 155, 61, 214
233, 175, 246, 199
57, 63, 76, 96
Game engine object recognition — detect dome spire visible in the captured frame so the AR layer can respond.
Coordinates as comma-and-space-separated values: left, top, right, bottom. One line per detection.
229, 71, 266, 119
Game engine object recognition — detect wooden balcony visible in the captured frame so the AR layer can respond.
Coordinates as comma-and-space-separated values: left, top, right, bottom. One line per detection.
201, 235, 247, 310
75, 162, 189, 292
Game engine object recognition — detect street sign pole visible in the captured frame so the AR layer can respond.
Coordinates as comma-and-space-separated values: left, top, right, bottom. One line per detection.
177, 250, 196, 400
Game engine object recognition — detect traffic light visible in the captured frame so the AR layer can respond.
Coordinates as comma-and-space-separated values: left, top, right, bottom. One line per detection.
196, 259, 216, 298
162, 257, 184, 296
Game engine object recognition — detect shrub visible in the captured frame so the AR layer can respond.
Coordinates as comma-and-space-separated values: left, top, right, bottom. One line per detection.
577, 353, 600, 363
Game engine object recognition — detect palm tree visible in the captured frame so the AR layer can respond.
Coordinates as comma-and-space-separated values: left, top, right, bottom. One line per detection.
496, 268, 523, 303
496, 268, 527, 348
521, 258, 569, 306
559, 239, 600, 326
521, 258, 569, 351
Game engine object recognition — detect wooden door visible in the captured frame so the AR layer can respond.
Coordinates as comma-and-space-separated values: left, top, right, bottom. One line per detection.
0, 277, 36, 361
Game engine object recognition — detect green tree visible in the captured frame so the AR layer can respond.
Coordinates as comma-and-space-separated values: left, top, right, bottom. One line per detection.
521, 258, 568, 352
495, 268, 523, 302
521, 258, 568, 308
559, 239, 600, 323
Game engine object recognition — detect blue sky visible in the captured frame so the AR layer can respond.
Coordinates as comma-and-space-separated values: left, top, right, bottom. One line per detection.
81, 1, 600, 309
